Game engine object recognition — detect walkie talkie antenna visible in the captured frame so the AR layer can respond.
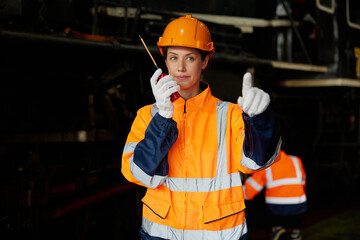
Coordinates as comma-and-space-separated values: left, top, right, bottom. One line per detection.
139, 35, 159, 69
138, 35, 181, 102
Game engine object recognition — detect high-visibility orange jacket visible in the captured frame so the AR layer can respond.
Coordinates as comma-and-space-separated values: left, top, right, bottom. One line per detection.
243, 150, 307, 215
122, 82, 282, 240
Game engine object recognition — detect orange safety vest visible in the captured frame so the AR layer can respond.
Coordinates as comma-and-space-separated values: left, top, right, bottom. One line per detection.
243, 150, 307, 215
122, 82, 282, 239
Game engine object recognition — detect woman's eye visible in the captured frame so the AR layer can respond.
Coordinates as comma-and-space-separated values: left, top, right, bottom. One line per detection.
169, 56, 177, 60
186, 57, 194, 61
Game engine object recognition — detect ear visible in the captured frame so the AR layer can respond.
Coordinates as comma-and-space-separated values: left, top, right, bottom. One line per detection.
201, 55, 210, 70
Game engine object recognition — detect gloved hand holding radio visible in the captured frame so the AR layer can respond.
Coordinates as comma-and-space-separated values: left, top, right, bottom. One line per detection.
237, 72, 270, 117
150, 68, 180, 119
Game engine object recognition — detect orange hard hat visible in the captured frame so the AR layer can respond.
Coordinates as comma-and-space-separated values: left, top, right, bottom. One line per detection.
157, 14, 215, 58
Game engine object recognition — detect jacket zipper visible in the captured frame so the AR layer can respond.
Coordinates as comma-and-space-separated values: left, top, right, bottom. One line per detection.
183, 102, 188, 237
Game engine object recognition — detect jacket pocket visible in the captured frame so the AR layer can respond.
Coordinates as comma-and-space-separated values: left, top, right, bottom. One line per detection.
142, 187, 171, 219
203, 200, 245, 224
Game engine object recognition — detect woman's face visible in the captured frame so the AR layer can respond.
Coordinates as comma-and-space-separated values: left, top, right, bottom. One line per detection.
165, 46, 209, 99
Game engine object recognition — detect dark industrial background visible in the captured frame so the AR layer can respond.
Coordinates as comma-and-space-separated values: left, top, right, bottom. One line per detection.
1, 0, 360, 239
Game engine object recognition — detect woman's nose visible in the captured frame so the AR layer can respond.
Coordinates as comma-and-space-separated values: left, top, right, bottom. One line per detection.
177, 60, 186, 72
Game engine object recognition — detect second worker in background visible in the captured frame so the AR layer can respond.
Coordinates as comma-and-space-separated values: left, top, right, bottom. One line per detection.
243, 149, 307, 240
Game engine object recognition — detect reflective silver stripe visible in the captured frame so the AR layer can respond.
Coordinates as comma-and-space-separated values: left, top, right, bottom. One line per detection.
142, 217, 248, 240
124, 142, 167, 188
130, 158, 167, 188
151, 103, 158, 117
266, 154, 303, 188
240, 137, 282, 170
164, 172, 242, 192
216, 101, 230, 176
290, 155, 306, 185
123, 141, 137, 154
266, 195, 307, 204
246, 177, 263, 192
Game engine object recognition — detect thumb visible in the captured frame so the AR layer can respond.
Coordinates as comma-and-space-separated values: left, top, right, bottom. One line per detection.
237, 96, 244, 109
242, 72, 252, 97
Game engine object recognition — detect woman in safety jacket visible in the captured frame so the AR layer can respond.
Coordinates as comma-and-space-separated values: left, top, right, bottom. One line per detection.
121, 15, 282, 240
243, 150, 307, 240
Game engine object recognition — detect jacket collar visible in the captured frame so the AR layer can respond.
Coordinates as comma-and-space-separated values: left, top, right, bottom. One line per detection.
173, 81, 211, 113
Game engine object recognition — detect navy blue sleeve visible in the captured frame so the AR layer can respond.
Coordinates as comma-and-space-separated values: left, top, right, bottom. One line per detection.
133, 112, 178, 176
242, 106, 282, 167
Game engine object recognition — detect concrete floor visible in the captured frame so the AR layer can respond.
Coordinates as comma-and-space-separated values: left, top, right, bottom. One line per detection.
247, 203, 360, 240
246, 174, 360, 240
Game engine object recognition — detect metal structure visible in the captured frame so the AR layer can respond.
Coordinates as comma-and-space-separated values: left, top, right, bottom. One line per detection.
0, 0, 359, 239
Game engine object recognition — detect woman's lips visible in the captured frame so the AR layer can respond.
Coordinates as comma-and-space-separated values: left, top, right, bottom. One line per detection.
175, 76, 189, 81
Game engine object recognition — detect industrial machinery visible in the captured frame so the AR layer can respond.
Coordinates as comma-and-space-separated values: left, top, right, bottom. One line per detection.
0, 0, 359, 239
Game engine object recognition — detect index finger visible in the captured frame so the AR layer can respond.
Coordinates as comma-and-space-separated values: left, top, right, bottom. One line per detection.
150, 68, 163, 87
242, 72, 253, 96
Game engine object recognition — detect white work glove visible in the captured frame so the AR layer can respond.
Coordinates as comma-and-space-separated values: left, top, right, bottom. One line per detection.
237, 72, 270, 117
150, 68, 180, 119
